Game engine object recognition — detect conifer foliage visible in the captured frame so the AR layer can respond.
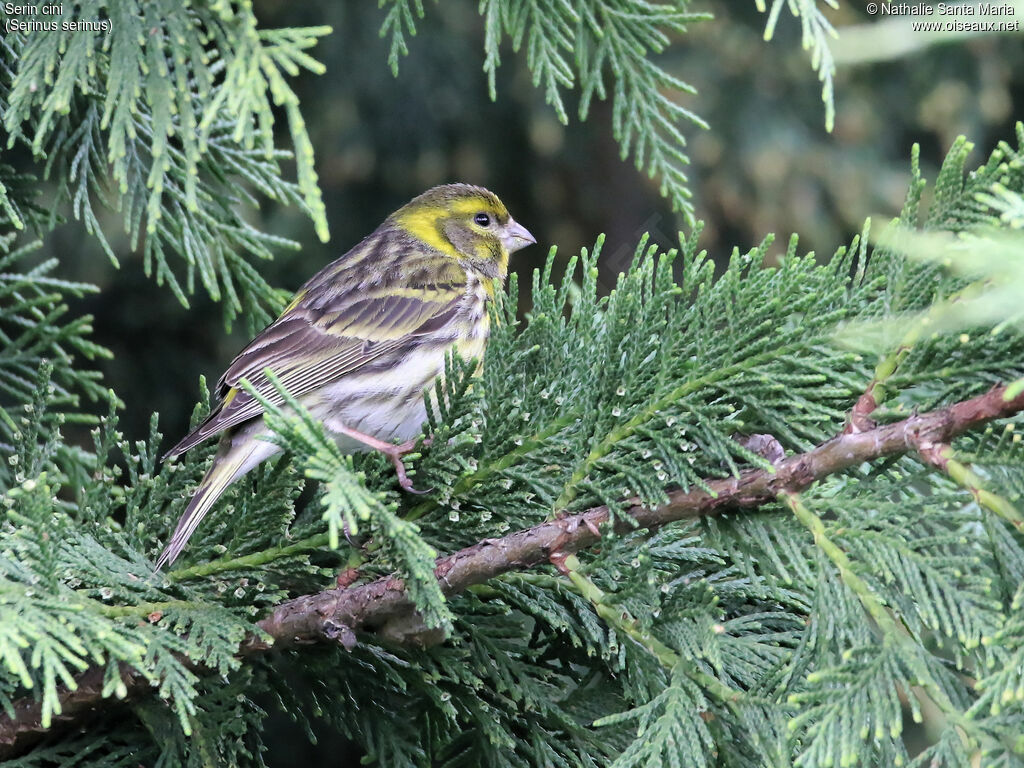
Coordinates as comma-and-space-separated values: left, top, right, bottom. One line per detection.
2, 3, 1024, 767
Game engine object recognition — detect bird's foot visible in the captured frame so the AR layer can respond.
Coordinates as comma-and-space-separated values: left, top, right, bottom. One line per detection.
381, 439, 432, 495
330, 423, 433, 494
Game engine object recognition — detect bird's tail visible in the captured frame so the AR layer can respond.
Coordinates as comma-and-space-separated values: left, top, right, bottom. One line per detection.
156, 429, 279, 569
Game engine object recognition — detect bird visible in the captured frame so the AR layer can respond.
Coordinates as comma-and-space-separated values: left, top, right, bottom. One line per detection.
156, 184, 535, 568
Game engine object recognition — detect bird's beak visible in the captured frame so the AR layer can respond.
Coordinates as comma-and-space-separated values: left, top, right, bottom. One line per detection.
502, 218, 537, 253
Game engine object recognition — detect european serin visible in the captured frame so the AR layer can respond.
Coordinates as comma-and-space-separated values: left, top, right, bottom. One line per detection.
157, 184, 535, 568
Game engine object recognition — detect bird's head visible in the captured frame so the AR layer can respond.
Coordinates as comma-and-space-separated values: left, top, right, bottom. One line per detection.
394, 183, 536, 278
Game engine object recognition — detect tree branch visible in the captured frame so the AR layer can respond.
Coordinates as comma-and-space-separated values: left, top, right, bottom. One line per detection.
3, 383, 1023, 756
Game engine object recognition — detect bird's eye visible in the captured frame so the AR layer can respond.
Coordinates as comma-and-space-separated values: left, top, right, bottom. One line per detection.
474, 212, 491, 227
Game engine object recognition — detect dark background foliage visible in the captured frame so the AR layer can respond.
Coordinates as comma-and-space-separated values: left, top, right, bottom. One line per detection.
3, 4, 1022, 763
25, 2, 1021, 448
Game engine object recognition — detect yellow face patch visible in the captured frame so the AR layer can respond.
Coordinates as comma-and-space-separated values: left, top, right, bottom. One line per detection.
396, 192, 510, 264
397, 207, 461, 258
449, 196, 508, 219
475, 241, 509, 275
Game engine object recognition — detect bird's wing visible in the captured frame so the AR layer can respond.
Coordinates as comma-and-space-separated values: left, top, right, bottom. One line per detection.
165, 262, 466, 459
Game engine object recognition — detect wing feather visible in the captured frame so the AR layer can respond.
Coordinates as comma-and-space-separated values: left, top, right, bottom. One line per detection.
165, 256, 465, 459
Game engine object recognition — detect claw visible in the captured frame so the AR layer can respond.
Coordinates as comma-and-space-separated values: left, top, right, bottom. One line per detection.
381, 438, 433, 494
385, 448, 432, 495
329, 424, 434, 494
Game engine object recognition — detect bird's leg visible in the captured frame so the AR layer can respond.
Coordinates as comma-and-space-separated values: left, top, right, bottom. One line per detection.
330, 424, 430, 494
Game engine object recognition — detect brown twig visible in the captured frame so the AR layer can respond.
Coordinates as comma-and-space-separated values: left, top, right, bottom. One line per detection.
2, 383, 1023, 756
845, 385, 880, 434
